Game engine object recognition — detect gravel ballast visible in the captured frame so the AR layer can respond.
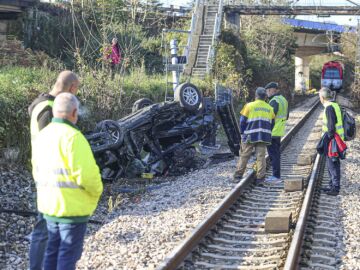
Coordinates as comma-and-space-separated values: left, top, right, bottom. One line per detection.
2, 96, 360, 270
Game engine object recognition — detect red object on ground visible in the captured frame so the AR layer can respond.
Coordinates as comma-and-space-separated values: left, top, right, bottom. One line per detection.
328, 133, 347, 159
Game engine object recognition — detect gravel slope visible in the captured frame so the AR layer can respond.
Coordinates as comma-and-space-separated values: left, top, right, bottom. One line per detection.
337, 126, 360, 269
3, 96, 360, 270
77, 96, 320, 269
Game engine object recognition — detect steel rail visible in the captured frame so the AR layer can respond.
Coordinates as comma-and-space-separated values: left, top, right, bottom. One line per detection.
157, 98, 320, 270
284, 92, 337, 269
283, 154, 323, 270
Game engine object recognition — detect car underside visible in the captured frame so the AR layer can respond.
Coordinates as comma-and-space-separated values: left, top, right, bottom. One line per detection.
85, 84, 241, 180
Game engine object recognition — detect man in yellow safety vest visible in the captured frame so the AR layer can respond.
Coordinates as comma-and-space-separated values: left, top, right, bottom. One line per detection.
264, 82, 289, 184
28, 71, 79, 270
32, 93, 103, 270
233, 87, 275, 183
319, 87, 344, 196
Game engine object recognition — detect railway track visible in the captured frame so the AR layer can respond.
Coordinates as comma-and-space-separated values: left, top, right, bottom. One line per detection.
2, 95, 328, 269
297, 160, 342, 269
158, 96, 329, 270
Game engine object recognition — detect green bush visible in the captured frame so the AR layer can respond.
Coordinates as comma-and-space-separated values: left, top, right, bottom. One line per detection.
0, 66, 168, 163
0, 67, 57, 161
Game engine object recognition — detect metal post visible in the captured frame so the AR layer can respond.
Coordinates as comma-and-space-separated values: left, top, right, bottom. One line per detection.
170, 39, 179, 92
354, 19, 360, 96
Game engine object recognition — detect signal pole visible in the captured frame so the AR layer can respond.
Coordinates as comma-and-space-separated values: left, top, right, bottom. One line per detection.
354, 19, 360, 98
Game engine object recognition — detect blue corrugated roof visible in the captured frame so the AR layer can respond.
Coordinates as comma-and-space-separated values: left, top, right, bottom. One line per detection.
283, 18, 356, 33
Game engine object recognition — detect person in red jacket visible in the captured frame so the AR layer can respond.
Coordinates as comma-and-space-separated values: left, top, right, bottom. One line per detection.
319, 87, 344, 196
107, 37, 121, 79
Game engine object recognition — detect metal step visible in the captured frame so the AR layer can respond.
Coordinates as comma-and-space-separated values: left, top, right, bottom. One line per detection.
198, 48, 210, 52
198, 41, 212, 46
199, 36, 213, 41
196, 55, 207, 59
193, 67, 207, 70
197, 53, 209, 58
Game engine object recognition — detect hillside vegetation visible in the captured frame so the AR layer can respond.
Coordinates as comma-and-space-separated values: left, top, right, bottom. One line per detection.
1, 0, 357, 163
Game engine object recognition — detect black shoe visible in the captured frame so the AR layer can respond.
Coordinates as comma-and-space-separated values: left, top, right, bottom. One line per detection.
255, 178, 265, 185
325, 189, 339, 196
232, 175, 243, 183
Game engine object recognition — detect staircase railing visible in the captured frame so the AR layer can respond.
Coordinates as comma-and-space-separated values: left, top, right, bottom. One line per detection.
206, 0, 224, 74
184, 0, 203, 63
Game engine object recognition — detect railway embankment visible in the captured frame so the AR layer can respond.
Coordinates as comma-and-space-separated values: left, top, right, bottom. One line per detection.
1, 96, 360, 270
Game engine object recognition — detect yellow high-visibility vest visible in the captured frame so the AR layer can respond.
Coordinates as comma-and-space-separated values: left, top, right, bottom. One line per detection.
269, 95, 288, 137
32, 118, 103, 219
30, 100, 54, 141
241, 99, 275, 144
322, 102, 345, 140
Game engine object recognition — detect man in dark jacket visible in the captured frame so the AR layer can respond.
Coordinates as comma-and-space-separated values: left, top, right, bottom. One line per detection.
233, 87, 275, 183
319, 87, 344, 196
28, 70, 79, 270
264, 82, 289, 184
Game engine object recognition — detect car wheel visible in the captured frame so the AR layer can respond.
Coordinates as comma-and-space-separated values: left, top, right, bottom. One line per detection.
132, 98, 153, 113
174, 83, 202, 112
95, 120, 123, 147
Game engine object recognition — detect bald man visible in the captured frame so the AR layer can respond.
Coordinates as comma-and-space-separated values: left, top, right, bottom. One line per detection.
32, 93, 103, 270
28, 71, 79, 270
29, 70, 79, 133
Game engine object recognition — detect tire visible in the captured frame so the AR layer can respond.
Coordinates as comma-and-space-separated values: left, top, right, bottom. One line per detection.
94, 120, 123, 148
132, 98, 153, 113
174, 83, 202, 112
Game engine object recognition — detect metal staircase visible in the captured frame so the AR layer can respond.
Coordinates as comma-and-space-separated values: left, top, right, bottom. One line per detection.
185, 0, 223, 79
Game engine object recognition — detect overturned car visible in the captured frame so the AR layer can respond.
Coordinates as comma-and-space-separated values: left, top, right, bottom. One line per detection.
85, 83, 241, 180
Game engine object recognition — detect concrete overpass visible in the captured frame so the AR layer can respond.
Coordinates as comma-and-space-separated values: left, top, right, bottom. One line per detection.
186, 0, 359, 83
282, 18, 354, 92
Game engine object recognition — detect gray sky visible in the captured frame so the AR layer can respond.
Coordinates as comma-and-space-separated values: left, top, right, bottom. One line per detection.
160, 0, 360, 26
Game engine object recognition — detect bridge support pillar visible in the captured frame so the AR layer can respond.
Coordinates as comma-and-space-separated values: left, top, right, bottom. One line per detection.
295, 56, 310, 94
224, 12, 240, 32
0, 20, 7, 41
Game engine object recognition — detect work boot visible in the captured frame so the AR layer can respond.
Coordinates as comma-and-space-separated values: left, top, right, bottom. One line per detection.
325, 188, 339, 196
321, 186, 332, 192
232, 171, 243, 183
255, 178, 265, 185
264, 176, 282, 185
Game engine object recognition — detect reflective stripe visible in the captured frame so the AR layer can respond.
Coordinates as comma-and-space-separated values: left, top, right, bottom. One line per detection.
247, 117, 273, 123
35, 167, 70, 176
254, 107, 271, 113
244, 128, 272, 135
36, 181, 84, 189
276, 115, 287, 119
53, 168, 70, 176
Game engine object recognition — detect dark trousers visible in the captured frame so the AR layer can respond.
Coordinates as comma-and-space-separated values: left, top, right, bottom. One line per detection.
326, 156, 341, 191
44, 221, 87, 270
267, 137, 281, 178
29, 213, 48, 270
